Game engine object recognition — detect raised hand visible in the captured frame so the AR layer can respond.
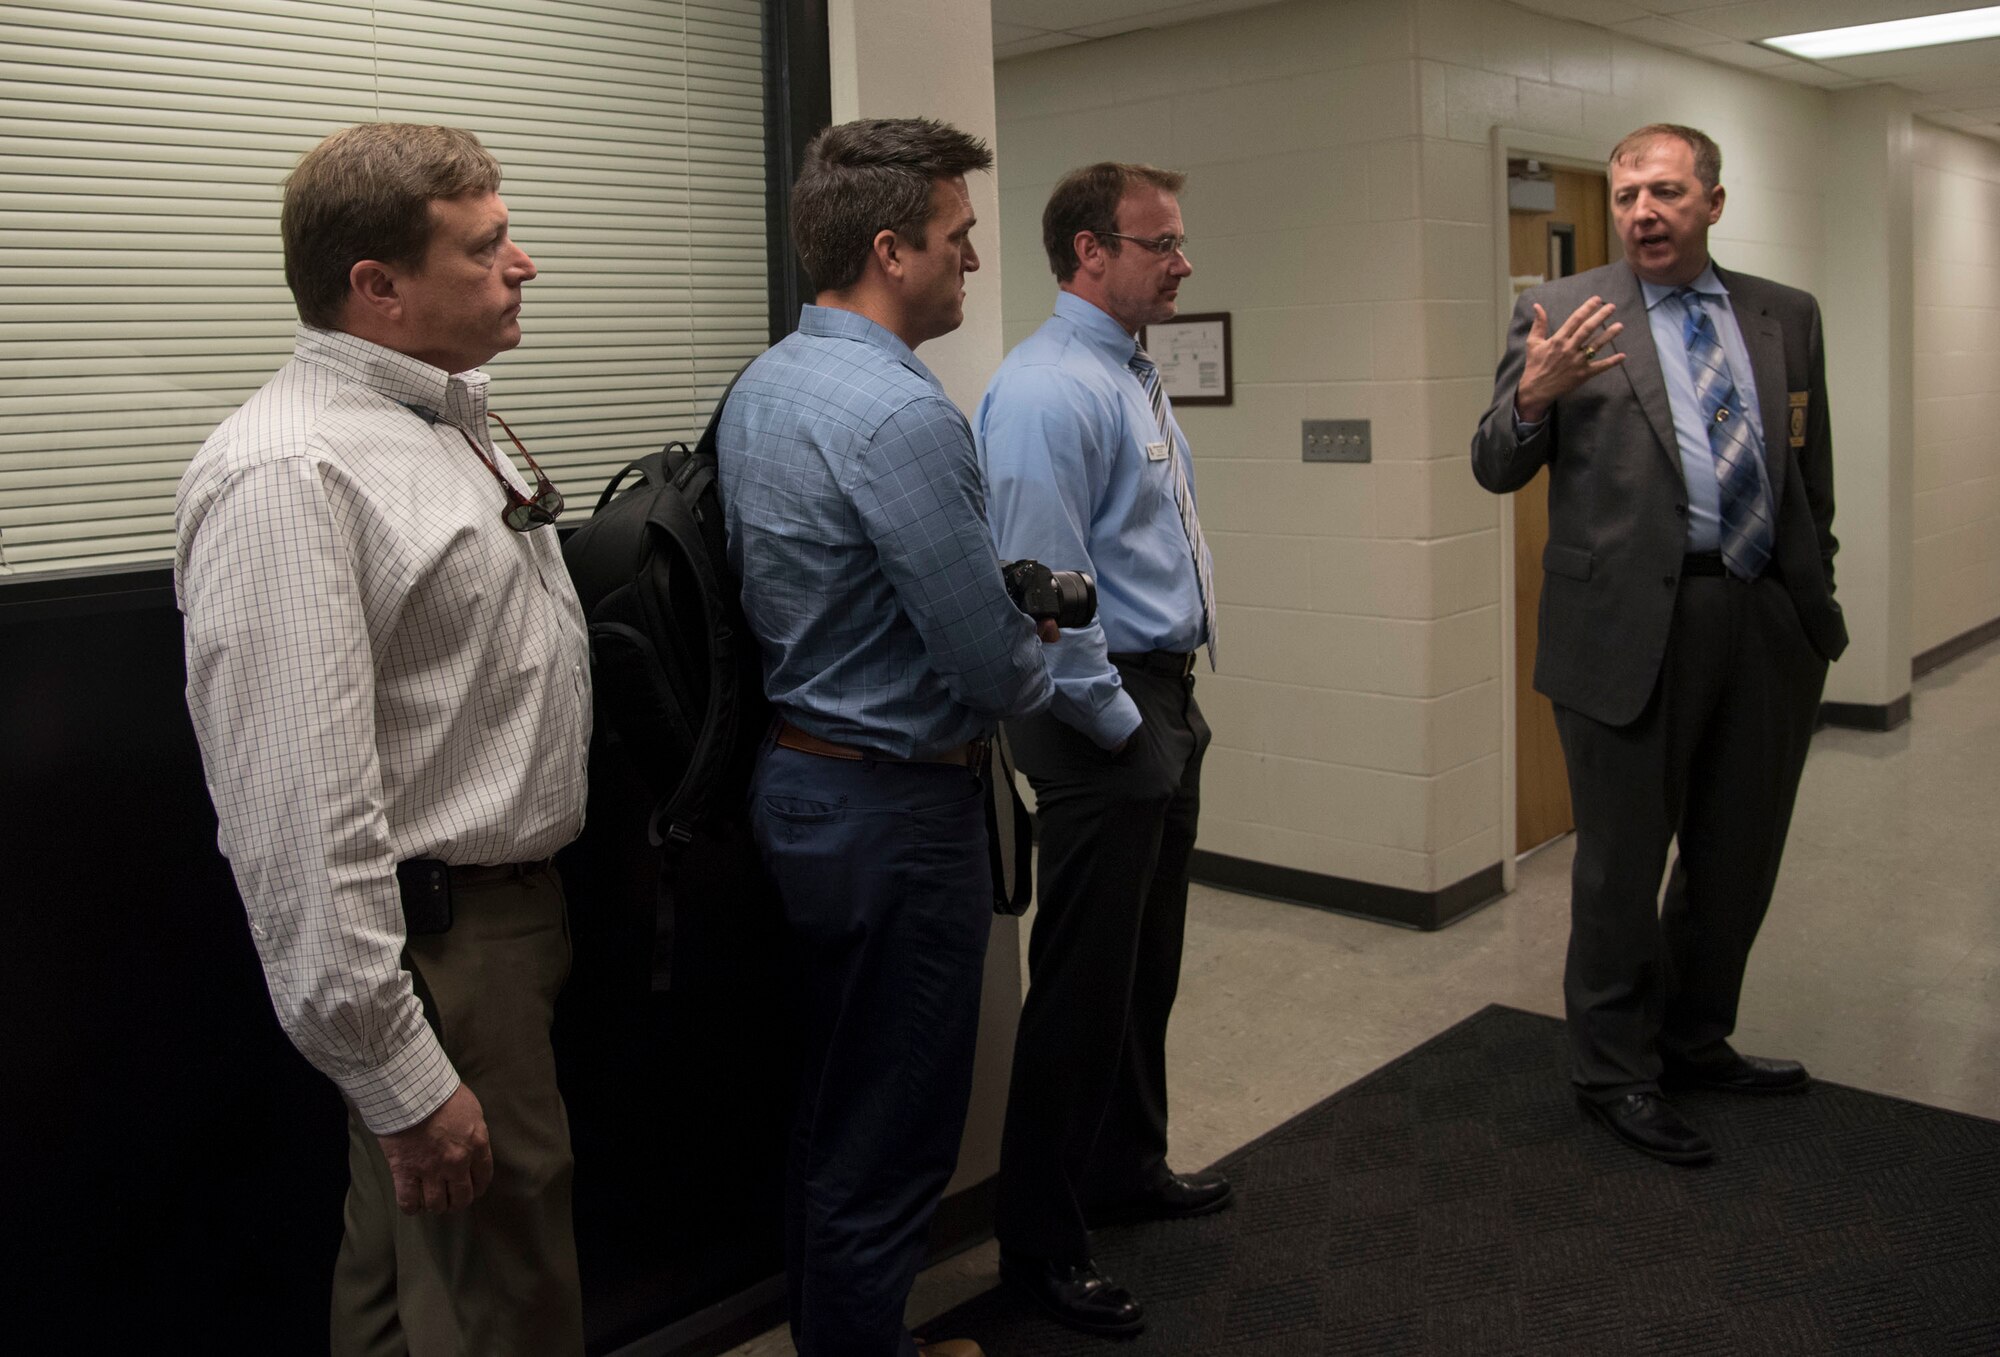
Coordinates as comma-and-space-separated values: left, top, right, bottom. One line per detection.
1514, 296, 1625, 424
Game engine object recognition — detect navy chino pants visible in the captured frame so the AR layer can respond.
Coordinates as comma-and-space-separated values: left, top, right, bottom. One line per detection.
749, 737, 992, 1357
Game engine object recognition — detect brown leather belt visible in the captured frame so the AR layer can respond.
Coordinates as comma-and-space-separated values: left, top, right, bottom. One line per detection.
775, 719, 987, 768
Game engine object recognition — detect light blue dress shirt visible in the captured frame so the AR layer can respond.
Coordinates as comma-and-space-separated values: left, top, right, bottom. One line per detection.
718, 305, 1053, 759
977, 292, 1209, 749
1641, 265, 1771, 554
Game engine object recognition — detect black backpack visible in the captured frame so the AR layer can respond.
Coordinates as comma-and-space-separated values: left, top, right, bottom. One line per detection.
562, 372, 768, 859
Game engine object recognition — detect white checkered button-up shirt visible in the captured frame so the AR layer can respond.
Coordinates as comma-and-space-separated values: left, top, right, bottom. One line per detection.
175, 326, 591, 1134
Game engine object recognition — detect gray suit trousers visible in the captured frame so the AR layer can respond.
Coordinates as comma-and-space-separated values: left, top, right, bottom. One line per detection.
1556, 571, 1826, 1097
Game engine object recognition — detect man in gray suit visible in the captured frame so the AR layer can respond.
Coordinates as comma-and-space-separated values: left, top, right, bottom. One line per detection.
1472, 124, 1846, 1164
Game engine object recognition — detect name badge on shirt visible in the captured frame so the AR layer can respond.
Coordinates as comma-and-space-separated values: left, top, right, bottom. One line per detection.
1145, 440, 1170, 462
1788, 391, 1808, 448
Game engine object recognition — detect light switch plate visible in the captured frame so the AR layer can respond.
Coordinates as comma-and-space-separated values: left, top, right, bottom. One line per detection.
1303, 419, 1370, 463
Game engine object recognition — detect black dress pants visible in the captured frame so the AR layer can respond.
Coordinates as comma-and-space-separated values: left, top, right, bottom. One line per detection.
1554, 572, 1827, 1098
995, 657, 1210, 1264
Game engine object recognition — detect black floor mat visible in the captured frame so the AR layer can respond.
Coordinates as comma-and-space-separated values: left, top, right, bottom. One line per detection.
920, 1005, 2000, 1355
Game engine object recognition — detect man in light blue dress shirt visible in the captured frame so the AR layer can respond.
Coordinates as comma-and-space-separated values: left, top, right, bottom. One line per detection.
1473, 125, 1845, 1168
976, 162, 1226, 1338
718, 118, 1057, 1357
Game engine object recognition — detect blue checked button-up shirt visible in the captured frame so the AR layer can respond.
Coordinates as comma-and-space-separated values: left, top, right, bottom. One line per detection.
976, 292, 1209, 749
718, 305, 1054, 758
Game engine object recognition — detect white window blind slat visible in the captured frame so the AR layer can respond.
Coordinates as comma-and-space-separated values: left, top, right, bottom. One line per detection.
1, 0, 768, 576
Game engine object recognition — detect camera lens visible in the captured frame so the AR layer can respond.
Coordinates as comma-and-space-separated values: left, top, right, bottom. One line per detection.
1050, 570, 1096, 629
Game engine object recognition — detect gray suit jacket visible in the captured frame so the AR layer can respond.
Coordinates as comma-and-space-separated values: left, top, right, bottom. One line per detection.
1472, 260, 1847, 727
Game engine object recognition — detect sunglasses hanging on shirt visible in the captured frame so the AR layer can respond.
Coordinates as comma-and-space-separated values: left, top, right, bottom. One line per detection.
457, 412, 565, 532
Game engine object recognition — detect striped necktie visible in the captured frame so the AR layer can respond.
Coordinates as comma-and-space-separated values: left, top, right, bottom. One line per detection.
1677, 287, 1773, 580
1129, 344, 1218, 668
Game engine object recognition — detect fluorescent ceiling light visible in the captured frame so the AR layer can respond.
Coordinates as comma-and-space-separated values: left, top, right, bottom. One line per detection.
1762, 5, 2000, 60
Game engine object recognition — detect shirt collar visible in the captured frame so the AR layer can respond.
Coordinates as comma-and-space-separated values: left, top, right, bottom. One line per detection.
1641, 263, 1728, 314
796, 304, 943, 394
1053, 290, 1143, 363
293, 325, 491, 428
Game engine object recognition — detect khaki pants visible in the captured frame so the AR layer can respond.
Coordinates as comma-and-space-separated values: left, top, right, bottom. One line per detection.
330, 865, 583, 1357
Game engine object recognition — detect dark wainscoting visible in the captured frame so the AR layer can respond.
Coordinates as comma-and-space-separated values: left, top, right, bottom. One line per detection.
1818, 693, 1913, 732
1190, 852, 1505, 931
1913, 614, 2000, 680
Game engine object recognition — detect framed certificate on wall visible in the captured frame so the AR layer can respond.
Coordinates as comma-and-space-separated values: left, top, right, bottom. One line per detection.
1140, 312, 1232, 406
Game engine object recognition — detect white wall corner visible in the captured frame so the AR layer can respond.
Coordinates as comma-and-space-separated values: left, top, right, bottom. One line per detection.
1822, 85, 1917, 708
828, 0, 1010, 1193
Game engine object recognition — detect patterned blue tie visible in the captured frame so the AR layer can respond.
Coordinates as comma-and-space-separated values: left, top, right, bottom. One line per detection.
1677, 287, 1773, 580
1129, 346, 1218, 668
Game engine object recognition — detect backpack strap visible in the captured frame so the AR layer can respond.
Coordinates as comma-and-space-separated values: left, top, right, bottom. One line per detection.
644, 359, 760, 851
693, 363, 752, 460
594, 448, 672, 516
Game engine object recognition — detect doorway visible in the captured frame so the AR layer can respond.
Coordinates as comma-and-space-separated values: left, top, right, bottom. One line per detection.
1506, 163, 1609, 853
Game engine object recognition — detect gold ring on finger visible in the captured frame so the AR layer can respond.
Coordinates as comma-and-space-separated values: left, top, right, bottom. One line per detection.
1581, 346, 1597, 360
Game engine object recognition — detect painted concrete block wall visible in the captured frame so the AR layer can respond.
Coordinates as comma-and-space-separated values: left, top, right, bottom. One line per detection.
998, 0, 1846, 897
997, 0, 1509, 896
1911, 121, 2000, 655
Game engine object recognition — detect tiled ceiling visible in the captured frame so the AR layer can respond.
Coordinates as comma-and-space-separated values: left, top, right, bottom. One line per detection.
991, 0, 2000, 141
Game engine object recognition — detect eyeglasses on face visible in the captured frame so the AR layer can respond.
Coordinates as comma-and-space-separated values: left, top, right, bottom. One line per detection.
1093, 230, 1191, 258
456, 412, 565, 532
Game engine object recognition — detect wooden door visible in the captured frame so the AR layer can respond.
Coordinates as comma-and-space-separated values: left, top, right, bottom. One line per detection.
1507, 167, 1609, 852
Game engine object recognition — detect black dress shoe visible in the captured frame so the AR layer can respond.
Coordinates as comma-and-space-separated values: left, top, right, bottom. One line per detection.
1663, 1052, 1811, 1095
1084, 1169, 1234, 1226
999, 1251, 1145, 1336
1578, 1091, 1714, 1165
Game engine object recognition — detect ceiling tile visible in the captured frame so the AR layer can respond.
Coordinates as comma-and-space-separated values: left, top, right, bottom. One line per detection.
1507, 0, 1651, 20
1068, 17, 1156, 38
1777, 63, 1867, 88
1611, 14, 1734, 49
995, 29, 1088, 60
992, 1, 1157, 30
1688, 40, 1797, 70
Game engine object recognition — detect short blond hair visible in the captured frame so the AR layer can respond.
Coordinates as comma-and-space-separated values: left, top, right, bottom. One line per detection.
282, 124, 502, 328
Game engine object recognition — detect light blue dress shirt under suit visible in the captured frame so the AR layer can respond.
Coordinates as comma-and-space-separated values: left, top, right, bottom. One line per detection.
1516, 263, 1771, 554
1640, 265, 1772, 554
977, 292, 1211, 750
718, 304, 1053, 759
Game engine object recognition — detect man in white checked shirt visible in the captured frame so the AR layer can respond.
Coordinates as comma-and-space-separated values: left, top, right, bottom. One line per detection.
175, 124, 589, 1355
976, 162, 1224, 1338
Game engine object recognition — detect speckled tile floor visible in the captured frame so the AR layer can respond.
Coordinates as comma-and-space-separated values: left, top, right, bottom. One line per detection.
727, 642, 2000, 1354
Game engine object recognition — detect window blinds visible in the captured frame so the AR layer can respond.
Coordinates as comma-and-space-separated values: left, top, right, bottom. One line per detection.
0, 0, 768, 576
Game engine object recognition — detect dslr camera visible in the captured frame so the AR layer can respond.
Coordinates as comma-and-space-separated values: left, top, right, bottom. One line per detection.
1001, 559, 1097, 629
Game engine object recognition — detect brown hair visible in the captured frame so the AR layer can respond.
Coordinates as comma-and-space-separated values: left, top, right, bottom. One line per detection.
1609, 124, 1722, 192
282, 124, 502, 328
1041, 162, 1187, 283
790, 118, 994, 294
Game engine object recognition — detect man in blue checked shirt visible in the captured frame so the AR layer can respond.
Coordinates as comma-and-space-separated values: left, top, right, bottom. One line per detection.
976, 162, 1225, 1339
718, 118, 1060, 1357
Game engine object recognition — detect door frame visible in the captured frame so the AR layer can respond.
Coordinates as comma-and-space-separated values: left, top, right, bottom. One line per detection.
1484, 127, 1610, 892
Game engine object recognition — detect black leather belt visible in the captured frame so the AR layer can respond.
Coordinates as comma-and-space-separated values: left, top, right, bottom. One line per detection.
1108, 650, 1197, 678
395, 858, 553, 937
446, 860, 554, 885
